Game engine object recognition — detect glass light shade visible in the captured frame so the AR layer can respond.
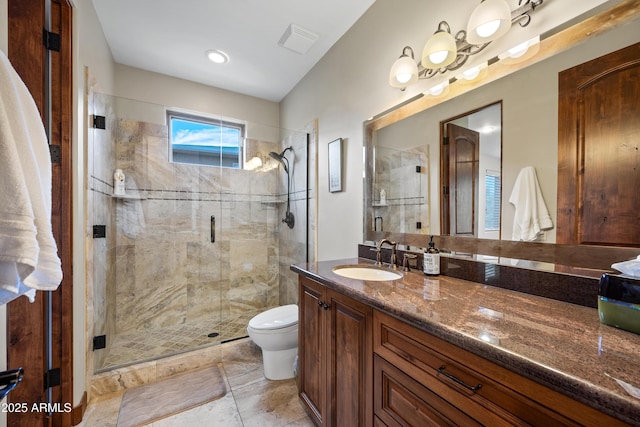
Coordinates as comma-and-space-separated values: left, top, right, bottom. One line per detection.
498, 36, 540, 63
466, 0, 512, 45
455, 62, 487, 81
245, 156, 263, 170
421, 31, 457, 69
426, 80, 449, 96
389, 56, 419, 87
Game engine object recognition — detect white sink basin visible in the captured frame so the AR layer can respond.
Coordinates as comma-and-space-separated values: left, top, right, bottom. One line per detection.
332, 265, 402, 281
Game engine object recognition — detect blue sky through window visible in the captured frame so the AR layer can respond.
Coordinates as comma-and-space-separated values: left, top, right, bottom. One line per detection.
168, 111, 244, 167
170, 117, 241, 148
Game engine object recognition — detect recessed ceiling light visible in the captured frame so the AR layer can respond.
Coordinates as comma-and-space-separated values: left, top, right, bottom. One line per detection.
206, 50, 229, 64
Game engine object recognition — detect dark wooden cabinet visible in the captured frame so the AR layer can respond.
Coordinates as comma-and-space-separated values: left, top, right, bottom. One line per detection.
298, 276, 373, 427
373, 310, 627, 427
297, 274, 627, 426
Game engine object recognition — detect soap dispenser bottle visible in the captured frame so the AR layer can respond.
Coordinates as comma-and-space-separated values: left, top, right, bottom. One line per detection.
423, 236, 440, 276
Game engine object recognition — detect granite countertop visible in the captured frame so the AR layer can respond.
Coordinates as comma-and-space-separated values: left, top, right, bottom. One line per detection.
291, 257, 640, 425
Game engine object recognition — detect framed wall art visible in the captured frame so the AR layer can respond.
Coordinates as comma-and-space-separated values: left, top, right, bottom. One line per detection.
328, 138, 343, 192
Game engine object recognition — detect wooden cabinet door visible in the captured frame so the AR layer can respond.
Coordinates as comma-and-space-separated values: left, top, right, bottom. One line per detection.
299, 277, 326, 426
327, 289, 373, 427
298, 276, 373, 427
558, 41, 640, 246
444, 123, 479, 237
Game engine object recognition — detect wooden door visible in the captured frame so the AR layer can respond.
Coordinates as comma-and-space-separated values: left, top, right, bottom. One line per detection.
446, 124, 479, 237
7, 1, 75, 425
328, 289, 372, 427
558, 42, 640, 246
298, 277, 326, 426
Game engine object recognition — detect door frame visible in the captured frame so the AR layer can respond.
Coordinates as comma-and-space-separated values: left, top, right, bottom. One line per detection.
7, 0, 75, 425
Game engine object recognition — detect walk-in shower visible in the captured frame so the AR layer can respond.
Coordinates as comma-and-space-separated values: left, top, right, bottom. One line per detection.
87, 92, 313, 372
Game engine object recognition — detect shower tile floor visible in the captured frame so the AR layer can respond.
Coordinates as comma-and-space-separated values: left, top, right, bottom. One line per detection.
99, 311, 260, 371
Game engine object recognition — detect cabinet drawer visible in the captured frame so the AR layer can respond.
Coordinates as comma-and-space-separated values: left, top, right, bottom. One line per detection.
373, 310, 623, 426
374, 354, 482, 427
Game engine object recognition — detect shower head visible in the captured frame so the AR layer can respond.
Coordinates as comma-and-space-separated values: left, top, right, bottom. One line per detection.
268, 151, 288, 174
269, 147, 292, 174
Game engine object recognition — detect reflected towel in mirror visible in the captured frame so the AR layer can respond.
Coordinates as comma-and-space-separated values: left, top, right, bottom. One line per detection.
509, 166, 553, 241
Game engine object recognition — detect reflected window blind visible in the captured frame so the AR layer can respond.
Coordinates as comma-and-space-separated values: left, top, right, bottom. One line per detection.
485, 171, 501, 231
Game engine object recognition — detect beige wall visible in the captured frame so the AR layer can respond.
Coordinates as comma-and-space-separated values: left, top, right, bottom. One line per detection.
113, 64, 279, 131
279, 0, 616, 260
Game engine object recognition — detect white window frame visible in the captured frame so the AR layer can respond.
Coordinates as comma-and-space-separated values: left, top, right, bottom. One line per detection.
167, 109, 245, 168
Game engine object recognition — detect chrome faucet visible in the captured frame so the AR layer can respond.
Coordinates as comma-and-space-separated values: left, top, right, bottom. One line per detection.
376, 239, 398, 269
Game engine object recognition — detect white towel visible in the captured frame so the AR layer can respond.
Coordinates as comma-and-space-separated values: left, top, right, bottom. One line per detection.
509, 166, 553, 241
0, 49, 62, 304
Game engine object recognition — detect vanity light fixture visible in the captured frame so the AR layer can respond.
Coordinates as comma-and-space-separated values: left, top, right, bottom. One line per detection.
455, 61, 488, 81
245, 155, 263, 171
421, 22, 458, 69
498, 35, 540, 62
466, 0, 512, 45
389, 0, 544, 89
389, 46, 419, 88
425, 80, 450, 96
206, 49, 229, 64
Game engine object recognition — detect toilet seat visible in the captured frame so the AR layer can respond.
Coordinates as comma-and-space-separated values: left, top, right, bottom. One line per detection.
248, 304, 298, 330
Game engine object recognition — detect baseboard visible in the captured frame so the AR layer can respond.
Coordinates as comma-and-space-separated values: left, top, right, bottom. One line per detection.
71, 391, 87, 426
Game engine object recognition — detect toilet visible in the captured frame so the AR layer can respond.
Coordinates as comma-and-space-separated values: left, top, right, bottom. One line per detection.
247, 304, 299, 380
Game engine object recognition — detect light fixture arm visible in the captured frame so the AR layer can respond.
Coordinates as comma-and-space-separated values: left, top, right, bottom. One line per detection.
512, 0, 544, 28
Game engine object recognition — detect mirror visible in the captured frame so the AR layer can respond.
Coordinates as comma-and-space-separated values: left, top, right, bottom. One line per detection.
371, 102, 501, 239
364, 4, 640, 247
441, 102, 501, 239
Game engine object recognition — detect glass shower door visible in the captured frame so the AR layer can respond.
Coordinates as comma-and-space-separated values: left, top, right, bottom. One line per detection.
88, 93, 225, 372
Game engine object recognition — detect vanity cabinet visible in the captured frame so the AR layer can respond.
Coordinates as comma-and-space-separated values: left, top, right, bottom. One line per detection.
372, 310, 626, 427
297, 273, 628, 426
298, 276, 373, 427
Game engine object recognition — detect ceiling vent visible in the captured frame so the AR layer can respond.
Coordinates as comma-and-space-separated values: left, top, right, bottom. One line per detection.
278, 24, 319, 54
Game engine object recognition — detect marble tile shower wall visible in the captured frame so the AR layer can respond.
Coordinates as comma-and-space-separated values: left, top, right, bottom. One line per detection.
276, 129, 314, 305
373, 146, 430, 234
112, 120, 282, 334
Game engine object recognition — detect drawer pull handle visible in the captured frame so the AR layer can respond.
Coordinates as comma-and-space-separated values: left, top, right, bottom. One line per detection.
438, 365, 482, 392
317, 300, 330, 310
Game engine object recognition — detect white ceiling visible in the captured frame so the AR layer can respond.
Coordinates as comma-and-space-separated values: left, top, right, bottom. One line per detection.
92, 0, 376, 102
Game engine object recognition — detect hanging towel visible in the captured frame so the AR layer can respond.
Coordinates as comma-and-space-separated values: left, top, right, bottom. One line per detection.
0, 49, 62, 304
509, 166, 553, 241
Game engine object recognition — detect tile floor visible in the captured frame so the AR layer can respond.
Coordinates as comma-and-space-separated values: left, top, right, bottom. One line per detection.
98, 311, 261, 371
81, 338, 313, 427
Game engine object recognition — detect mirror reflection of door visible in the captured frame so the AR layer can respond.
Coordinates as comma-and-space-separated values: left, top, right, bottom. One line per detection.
441, 102, 502, 238
446, 124, 479, 236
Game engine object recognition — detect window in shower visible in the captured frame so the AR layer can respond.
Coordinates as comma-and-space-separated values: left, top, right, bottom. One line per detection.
167, 110, 244, 168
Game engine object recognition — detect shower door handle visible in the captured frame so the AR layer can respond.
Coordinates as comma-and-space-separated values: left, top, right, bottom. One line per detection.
210, 215, 215, 243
